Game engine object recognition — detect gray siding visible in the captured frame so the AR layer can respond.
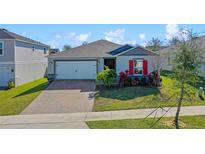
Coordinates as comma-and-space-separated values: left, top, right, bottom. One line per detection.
48, 55, 159, 77
48, 58, 55, 74
160, 51, 205, 77
116, 55, 159, 75
15, 41, 48, 61
98, 57, 104, 72
15, 62, 47, 86
160, 53, 175, 71
14, 40, 48, 86
0, 39, 15, 62
0, 63, 15, 80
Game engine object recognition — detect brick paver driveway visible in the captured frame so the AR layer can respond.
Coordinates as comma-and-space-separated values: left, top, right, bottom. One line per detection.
21, 80, 96, 114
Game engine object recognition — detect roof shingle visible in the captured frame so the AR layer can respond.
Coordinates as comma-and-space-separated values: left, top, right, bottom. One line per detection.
0, 28, 49, 47
49, 39, 122, 58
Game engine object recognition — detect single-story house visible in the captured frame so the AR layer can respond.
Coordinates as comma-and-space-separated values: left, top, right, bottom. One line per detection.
0, 28, 49, 87
48, 40, 159, 80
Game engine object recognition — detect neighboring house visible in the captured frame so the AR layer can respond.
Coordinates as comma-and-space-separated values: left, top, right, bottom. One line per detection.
146, 45, 169, 52
159, 36, 205, 77
49, 48, 60, 54
0, 28, 49, 87
48, 40, 159, 80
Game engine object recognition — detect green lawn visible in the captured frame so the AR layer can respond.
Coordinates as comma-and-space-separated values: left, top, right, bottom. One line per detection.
86, 115, 205, 129
93, 72, 205, 111
0, 78, 48, 116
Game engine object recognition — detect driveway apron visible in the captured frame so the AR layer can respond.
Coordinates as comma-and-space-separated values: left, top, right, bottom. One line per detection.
21, 80, 96, 114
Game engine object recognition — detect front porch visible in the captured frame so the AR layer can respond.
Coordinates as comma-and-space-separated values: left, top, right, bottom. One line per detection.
104, 58, 116, 70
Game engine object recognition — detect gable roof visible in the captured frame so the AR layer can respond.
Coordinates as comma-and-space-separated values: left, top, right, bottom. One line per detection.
115, 44, 159, 56
120, 46, 159, 56
0, 28, 49, 47
109, 44, 133, 55
49, 39, 122, 58
49, 40, 158, 59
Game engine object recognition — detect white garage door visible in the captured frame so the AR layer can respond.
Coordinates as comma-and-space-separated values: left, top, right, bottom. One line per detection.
55, 61, 97, 80
0, 67, 10, 87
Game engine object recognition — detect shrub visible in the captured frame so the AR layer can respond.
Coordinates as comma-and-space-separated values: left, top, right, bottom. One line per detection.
119, 70, 130, 87
131, 77, 138, 86
148, 70, 161, 87
96, 66, 117, 88
8, 80, 15, 89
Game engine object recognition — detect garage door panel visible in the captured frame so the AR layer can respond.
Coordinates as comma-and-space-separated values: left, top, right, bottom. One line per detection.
55, 61, 97, 80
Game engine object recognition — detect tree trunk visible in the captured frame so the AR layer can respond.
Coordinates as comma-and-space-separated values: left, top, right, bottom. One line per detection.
175, 82, 184, 129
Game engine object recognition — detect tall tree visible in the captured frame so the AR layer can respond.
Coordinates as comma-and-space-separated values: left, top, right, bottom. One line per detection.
62, 44, 71, 51
172, 29, 202, 128
146, 37, 163, 51
145, 29, 203, 129
168, 36, 181, 46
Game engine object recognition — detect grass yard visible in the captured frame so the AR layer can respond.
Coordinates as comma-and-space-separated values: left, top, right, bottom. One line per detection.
0, 78, 48, 116
93, 71, 205, 111
86, 115, 205, 129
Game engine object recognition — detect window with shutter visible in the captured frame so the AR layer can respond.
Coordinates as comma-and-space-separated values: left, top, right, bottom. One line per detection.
0, 41, 4, 56
133, 59, 143, 74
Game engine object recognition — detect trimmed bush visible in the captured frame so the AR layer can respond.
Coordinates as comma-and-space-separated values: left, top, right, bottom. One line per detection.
97, 66, 117, 88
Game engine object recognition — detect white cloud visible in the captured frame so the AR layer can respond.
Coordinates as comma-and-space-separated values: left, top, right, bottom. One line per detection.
48, 39, 59, 48
55, 34, 62, 39
165, 24, 179, 40
75, 33, 90, 42
104, 28, 138, 46
63, 32, 91, 43
165, 24, 190, 41
139, 33, 146, 41
104, 29, 125, 44
48, 32, 91, 49
138, 33, 147, 46
126, 40, 137, 46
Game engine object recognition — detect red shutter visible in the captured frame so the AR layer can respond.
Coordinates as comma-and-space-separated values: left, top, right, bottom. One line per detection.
143, 59, 148, 75
129, 60, 134, 75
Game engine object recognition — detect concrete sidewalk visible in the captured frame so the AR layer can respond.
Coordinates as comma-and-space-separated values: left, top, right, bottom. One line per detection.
0, 106, 205, 128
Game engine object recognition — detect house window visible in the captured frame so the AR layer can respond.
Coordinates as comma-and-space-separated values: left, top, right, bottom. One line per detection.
44, 48, 48, 54
0, 41, 4, 56
133, 59, 143, 74
104, 59, 116, 70
32, 46, 35, 51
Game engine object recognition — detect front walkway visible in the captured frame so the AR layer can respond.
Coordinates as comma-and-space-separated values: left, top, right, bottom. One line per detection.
0, 106, 205, 128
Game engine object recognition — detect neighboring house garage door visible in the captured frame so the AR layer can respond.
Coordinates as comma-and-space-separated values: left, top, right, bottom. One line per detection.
55, 61, 97, 80
0, 67, 10, 87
